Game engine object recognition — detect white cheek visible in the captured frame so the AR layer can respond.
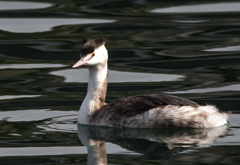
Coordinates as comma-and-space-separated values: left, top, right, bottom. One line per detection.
86, 57, 97, 65
88, 55, 103, 65
85, 45, 108, 66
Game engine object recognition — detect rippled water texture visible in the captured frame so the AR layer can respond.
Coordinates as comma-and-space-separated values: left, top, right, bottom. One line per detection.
0, 0, 240, 164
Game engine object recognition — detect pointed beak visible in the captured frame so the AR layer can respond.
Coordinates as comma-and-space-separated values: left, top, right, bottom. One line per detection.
72, 58, 87, 68
72, 53, 94, 68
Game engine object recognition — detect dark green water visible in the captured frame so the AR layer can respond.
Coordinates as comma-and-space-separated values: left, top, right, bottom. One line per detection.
0, 0, 240, 164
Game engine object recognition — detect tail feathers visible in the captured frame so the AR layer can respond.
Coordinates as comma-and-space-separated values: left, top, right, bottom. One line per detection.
202, 106, 230, 127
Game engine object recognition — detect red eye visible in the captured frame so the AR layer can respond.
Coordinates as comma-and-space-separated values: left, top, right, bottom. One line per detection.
92, 53, 95, 57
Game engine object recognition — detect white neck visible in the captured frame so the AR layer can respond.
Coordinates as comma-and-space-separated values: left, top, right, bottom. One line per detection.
78, 64, 108, 124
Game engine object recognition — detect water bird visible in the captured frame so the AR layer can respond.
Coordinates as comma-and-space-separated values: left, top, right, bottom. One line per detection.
72, 37, 229, 128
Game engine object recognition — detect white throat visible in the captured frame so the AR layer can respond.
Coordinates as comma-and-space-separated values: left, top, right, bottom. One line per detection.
78, 50, 108, 124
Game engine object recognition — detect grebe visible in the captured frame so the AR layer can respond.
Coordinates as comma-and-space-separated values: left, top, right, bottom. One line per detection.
73, 37, 229, 128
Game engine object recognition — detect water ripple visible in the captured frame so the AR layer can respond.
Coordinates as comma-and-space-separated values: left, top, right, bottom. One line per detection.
0, 1, 52, 11
151, 2, 240, 13
0, 18, 116, 33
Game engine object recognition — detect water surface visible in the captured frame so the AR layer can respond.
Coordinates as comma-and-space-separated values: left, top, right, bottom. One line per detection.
0, 0, 240, 164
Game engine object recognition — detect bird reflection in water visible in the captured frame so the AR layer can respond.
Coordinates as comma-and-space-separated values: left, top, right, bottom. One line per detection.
78, 125, 229, 164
